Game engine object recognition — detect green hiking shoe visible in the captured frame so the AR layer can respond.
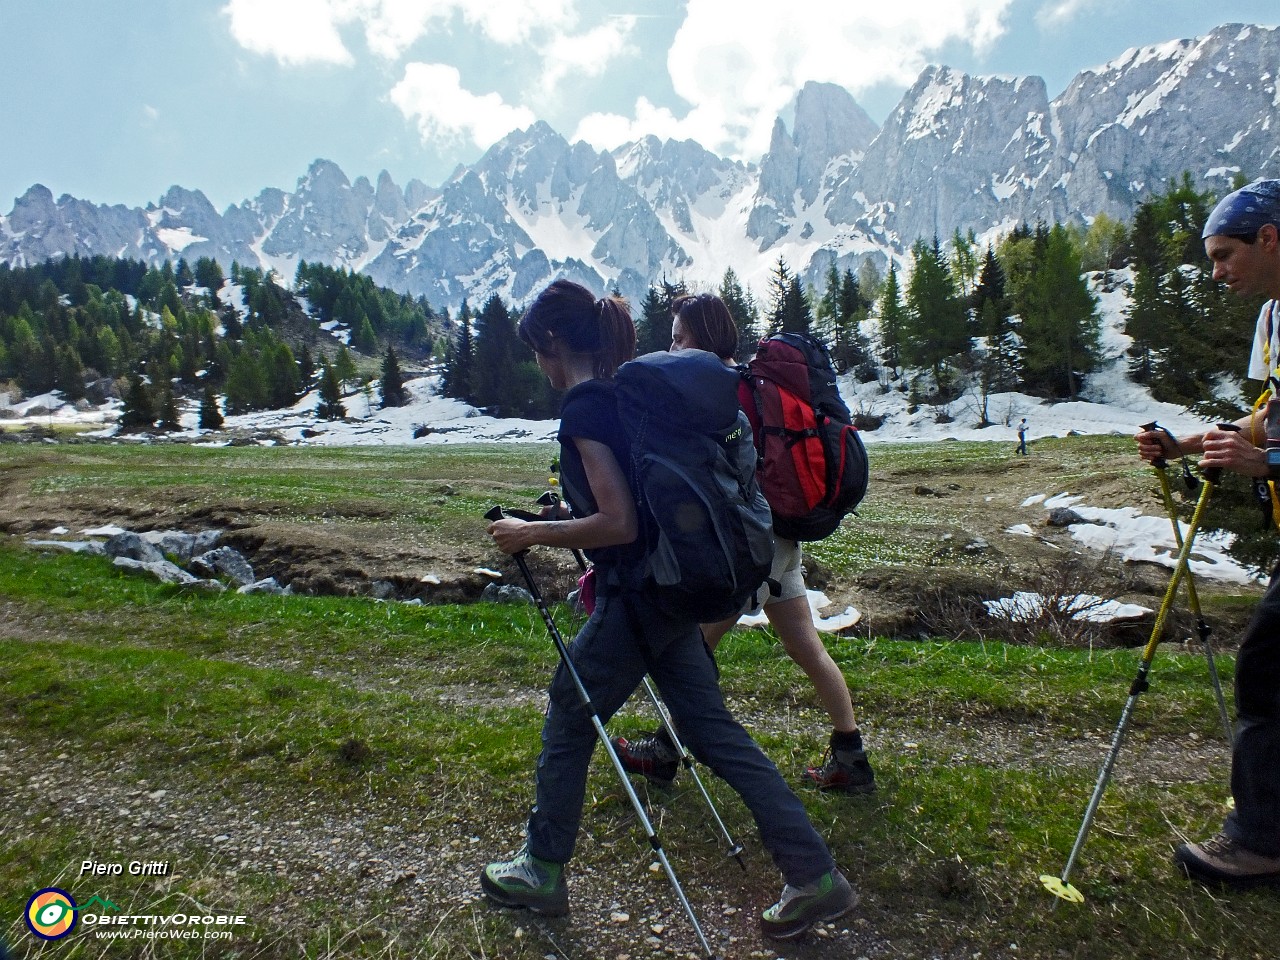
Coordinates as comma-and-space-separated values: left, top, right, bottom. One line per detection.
760, 868, 857, 941
480, 849, 569, 916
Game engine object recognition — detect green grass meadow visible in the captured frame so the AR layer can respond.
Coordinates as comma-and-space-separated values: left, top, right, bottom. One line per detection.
2, 439, 1277, 959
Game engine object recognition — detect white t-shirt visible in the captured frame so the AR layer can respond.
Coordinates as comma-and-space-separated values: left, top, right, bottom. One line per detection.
1246, 299, 1280, 385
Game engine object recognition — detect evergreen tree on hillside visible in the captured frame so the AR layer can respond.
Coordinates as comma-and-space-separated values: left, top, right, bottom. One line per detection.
766, 258, 812, 335
877, 264, 906, 376
719, 267, 759, 360
198, 387, 224, 430
334, 346, 358, 390
637, 278, 687, 355
316, 363, 346, 420
54, 344, 86, 401
297, 344, 316, 388
193, 257, 224, 301
119, 374, 155, 432
355, 316, 378, 355
972, 247, 1021, 395
224, 351, 268, 415
1123, 175, 1254, 408
264, 341, 301, 408
471, 295, 520, 413
440, 301, 475, 403
950, 227, 980, 298
1019, 224, 1100, 398
379, 346, 407, 408
158, 386, 182, 432
903, 237, 967, 389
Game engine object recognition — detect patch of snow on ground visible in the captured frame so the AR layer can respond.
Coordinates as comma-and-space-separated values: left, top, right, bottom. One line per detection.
985, 592, 1151, 623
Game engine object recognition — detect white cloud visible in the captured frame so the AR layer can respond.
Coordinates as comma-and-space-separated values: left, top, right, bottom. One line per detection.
537, 16, 637, 100
222, 0, 355, 66
458, 0, 578, 47
576, 0, 1017, 161
222, 0, 581, 64
1036, 0, 1107, 27
390, 62, 536, 148
574, 97, 722, 151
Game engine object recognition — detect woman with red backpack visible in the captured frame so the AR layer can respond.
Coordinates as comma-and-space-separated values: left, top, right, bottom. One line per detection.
612, 292, 877, 794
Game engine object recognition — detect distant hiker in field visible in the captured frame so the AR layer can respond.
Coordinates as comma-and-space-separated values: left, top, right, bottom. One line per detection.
1016, 418, 1028, 455
482, 279, 855, 940
612, 292, 876, 794
1135, 178, 1280, 889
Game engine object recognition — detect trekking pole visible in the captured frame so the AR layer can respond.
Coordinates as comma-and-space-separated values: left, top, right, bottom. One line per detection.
485, 506, 719, 960
1039, 427, 1232, 904
534, 491, 747, 869
639, 675, 747, 869
1141, 421, 1233, 743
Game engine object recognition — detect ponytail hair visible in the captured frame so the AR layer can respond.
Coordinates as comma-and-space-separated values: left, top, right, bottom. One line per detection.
672, 293, 739, 361
519, 279, 636, 379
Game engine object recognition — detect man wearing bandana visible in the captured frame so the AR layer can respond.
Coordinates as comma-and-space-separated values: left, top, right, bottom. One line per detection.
1135, 179, 1280, 890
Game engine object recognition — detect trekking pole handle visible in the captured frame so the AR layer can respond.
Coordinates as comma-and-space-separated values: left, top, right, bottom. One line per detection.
1139, 421, 1168, 470
1203, 423, 1242, 485
484, 504, 538, 558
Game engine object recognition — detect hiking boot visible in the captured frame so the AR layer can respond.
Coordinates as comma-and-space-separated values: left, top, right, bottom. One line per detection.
1174, 832, 1280, 889
480, 849, 569, 916
610, 732, 680, 788
802, 746, 876, 794
760, 868, 858, 941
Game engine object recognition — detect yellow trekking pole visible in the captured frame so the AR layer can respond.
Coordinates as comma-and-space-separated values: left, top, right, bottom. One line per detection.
1039, 425, 1234, 903
1143, 421, 1234, 742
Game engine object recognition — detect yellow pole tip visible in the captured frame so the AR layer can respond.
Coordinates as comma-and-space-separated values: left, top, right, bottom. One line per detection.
1039, 875, 1085, 903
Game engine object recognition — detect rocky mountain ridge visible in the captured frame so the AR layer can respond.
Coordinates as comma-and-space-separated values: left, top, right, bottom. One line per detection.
2, 23, 1276, 309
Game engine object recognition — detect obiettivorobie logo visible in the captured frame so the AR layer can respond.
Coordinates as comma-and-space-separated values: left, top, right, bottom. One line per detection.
25, 888, 85, 941
25, 890, 121, 941
24, 886, 246, 944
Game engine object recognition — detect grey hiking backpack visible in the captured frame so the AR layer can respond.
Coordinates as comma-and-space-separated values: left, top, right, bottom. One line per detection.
614, 349, 775, 622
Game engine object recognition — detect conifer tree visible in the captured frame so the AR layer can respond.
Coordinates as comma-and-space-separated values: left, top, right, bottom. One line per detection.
297, 344, 316, 388
54, 344, 86, 401
316, 363, 346, 420
636, 279, 687, 355
355, 316, 378, 354
199, 387, 224, 430
224, 350, 268, 415
334, 346, 358, 390
119, 374, 156, 432
470, 295, 521, 412
903, 237, 967, 388
379, 346, 407, 407
765, 258, 812, 335
719, 267, 759, 360
158, 386, 182, 431
441, 302, 475, 403
877, 264, 906, 376
1019, 224, 1100, 398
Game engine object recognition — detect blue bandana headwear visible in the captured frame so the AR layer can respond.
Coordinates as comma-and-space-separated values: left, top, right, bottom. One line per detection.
1202, 179, 1280, 239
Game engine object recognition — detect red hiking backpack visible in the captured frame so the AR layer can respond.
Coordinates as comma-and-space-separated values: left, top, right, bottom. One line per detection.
739, 332, 869, 542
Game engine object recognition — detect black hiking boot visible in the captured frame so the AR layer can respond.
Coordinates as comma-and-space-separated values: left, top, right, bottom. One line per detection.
801, 745, 876, 794
480, 849, 569, 916
760, 868, 858, 940
610, 732, 680, 788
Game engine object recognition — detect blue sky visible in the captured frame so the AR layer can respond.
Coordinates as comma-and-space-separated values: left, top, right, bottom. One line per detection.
2, 1, 1275, 212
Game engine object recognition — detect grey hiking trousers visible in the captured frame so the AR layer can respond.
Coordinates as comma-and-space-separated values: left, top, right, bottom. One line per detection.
524, 587, 835, 886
